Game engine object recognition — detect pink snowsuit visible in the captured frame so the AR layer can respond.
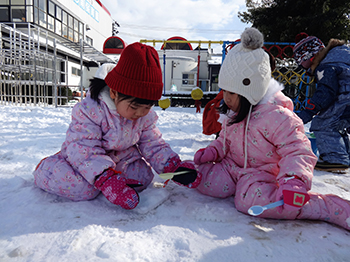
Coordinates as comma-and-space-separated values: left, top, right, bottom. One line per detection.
33, 88, 178, 201
197, 79, 350, 230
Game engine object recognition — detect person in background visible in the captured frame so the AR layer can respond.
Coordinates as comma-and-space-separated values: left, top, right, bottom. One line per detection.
33, 43, 201, 210
194, 27, 350, 231
294, 33, 350, 172
202, 90, 223, 138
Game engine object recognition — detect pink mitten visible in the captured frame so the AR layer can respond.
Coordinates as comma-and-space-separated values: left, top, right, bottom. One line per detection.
276, 176, 309, 212
194, 147, 218, 165
94, 169, 142, 210
163, 156, 182, 173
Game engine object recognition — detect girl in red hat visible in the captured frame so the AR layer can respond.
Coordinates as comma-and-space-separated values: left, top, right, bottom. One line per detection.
33, 42, 201, 210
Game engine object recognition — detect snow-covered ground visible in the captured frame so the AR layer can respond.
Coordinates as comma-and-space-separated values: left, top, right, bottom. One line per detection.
0, 104, 349, 262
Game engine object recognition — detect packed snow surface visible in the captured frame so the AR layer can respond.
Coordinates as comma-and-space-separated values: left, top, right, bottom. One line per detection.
0, 105, 349, 262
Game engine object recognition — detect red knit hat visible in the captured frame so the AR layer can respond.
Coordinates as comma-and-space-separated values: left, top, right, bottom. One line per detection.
105, 42, 163, 100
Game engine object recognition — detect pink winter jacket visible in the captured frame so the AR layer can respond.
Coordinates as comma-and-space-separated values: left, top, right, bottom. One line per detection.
59, 88, 178, 185
210, 79, 317, 188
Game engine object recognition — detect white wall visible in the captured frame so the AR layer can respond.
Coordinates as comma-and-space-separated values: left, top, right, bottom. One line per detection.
159, 56, 197, 92
158, 50, 210, 92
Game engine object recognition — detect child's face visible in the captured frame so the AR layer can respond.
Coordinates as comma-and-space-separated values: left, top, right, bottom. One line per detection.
222, 89, 240, 112
301, 47, 325, 70
110, 90, 152, 120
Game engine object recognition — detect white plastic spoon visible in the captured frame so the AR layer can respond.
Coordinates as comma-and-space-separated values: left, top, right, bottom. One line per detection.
248, 200, 284, 216
158, 170, 192, 180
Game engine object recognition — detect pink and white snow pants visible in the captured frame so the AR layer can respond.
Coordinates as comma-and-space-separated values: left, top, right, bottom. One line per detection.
197, 161, 350, 231
33, 150, 154, 201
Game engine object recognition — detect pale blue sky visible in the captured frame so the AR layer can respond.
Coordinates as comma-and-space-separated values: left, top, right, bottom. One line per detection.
102, 0, 250, 51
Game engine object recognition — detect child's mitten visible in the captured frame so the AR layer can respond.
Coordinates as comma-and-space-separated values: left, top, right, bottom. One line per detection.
276, 176, 309, 212
194, 147, 218, 165
163, 156, 202, 188
94, 169, 142, 210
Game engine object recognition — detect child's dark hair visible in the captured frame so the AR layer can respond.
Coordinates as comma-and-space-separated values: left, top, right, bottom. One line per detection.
219, 95, 253, 125
89, 78, 106, 101
89, 77, 157, 106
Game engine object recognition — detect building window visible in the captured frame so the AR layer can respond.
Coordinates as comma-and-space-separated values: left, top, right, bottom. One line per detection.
71, 67, 81, 76
38, 9, 46, 27
0, 0, 83, 43
12, 0, 25, 4
56, 6, 61, 21
55, 19, 61, 35
62, 24, 67, 38
68, 27, 73, 41
182, 73, 195, 85
11, 6, 26, 22
34, 6, 38, 23
73, 18, 78, 31
68, 14, 73, 28
79, 21, 83, 34
47, 1, 55, 32
47, 14, 54, 31
62, 10, 67, 25
73, 18, 79, 42
74, 30, 79, 42
0, 7, 9, 22
48, 1, 54, 16
86, 36, 93, 46
38, 0, 46, 12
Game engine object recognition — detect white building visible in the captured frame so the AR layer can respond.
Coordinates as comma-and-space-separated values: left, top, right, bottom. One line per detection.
147, 37, 222, 94
0, 0, 117, 106
0, 1, 222, 107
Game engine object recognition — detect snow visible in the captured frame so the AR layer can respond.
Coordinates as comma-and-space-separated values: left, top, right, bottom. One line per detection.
0, 104, 350, 262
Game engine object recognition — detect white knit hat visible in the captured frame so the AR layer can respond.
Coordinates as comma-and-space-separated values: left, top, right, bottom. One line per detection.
94, 63, 116, 80
218, 27, 271, 105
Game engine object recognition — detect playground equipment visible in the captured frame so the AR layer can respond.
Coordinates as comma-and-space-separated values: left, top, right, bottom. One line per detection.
141, 38, 316, 112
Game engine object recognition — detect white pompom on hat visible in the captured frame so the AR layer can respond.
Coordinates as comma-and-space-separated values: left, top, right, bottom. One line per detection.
218, 27, 271, 105
94, 63, 117, 80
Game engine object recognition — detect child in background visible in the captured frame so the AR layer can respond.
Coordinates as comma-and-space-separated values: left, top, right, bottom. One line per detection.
34, 42, 201, 210
293, 33, 350, 171
194, 27, 350, 231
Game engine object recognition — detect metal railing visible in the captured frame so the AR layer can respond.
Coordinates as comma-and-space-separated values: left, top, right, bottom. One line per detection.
0, 22, 69, 107
0, 22, 115, 107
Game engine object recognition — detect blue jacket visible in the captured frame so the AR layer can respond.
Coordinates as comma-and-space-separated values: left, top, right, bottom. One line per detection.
298, 45, 350, 124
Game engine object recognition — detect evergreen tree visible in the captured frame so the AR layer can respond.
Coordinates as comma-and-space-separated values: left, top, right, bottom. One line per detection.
239, 0, 350, 43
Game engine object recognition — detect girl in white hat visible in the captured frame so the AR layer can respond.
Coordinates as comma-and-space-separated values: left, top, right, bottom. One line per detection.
194, 28, 350, 231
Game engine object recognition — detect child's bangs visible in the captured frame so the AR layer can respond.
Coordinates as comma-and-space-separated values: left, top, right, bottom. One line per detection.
132, 97, 157, 106
118, 92, 157, 106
